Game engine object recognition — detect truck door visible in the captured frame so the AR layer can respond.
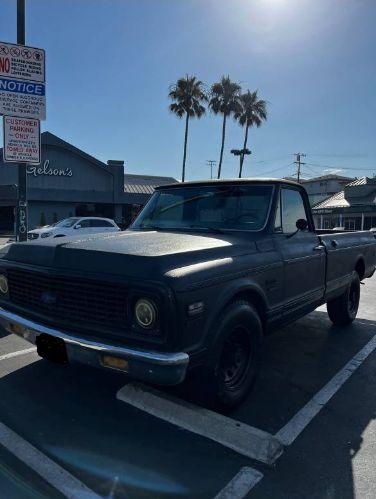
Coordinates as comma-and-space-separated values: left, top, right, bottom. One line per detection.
273, 186, 326, 316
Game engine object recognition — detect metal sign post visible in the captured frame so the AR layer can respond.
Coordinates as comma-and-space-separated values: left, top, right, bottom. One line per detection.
16, 0, 27, 242
0, 2, 46, 241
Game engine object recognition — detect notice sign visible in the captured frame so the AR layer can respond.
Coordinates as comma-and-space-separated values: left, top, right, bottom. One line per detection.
0, 42, 45, 83
3, 115, 40, 164
0, 77, 45, 120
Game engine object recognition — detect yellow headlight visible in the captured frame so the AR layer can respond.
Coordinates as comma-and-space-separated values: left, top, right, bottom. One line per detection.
0, 275, 8, 295
135, 298, 157, 329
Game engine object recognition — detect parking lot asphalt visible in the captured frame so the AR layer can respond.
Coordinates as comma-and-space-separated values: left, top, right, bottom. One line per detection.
0, 237, 11, 248
0, 275, 375, 498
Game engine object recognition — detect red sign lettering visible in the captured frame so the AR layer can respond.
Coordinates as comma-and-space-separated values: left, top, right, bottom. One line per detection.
0, 57, 10, 73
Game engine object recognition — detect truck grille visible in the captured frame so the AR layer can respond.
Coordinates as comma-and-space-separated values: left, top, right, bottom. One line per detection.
7, 269, 128, 331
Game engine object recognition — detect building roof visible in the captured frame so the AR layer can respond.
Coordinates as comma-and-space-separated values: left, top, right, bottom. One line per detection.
312, 177, 376, 210
301, 174, 354, 184
283, 176, 308, 182
345, 176, 376, 187
312, 190, 349, 209
124, 174, 177, 195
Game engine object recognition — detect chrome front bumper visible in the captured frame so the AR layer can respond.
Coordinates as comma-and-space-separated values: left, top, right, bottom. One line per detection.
0, 307, 189, 385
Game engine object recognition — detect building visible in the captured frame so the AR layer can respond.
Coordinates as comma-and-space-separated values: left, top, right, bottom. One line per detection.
312, 177, 376, 230
301, 174, 354, 206
0, 132, 177, 232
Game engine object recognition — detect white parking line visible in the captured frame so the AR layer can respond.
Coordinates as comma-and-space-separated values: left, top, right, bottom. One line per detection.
117, 382, 283, 465
214, 467, 263, 499
0, 419, 100, 499
0, 347, 37, 361
276, 333, 376, 446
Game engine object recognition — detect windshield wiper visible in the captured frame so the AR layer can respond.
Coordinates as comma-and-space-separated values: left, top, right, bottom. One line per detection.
189, 224, 225, 234
139, 224, 163, 231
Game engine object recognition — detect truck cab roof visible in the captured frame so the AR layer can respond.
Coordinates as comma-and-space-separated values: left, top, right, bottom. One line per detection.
155, 178, 302, 190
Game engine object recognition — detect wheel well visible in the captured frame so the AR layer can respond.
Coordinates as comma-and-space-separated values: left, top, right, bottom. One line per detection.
230, 289, 267, 328
355, 259, 365, 280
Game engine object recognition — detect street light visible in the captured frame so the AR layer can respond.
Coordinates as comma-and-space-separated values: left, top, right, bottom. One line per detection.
231, 148, 252, 178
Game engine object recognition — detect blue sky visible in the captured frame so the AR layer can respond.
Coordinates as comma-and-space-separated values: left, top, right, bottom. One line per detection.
1, 0, 376, 181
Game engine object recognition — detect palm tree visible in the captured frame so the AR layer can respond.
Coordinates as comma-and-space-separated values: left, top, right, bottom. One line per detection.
234, 90, 267, 178
169, 75, 207, 182
209, 76, 242, 179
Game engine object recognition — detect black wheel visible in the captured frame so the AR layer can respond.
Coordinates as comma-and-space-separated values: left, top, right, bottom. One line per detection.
327, 271, 360, 326
188, 300, 262, 411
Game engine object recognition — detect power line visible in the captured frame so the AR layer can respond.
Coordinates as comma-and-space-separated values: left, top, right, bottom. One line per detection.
306, 162, 375, 172
253, 162, 295, 177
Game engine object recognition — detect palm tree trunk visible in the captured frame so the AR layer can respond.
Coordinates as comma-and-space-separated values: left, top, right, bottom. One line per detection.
182, 112, 190, 182
239, 123, 249, 178
217, 113, 227, 179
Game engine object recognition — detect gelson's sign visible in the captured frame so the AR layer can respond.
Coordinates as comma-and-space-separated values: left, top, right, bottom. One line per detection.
26, 159, 73, 177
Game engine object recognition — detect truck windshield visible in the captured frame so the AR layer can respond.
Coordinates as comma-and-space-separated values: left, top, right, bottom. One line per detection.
132, 185, 273, 232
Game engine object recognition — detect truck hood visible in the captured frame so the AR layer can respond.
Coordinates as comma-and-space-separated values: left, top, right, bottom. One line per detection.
0, 229, 266, 286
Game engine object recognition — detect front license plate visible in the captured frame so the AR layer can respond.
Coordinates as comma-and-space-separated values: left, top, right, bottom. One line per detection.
36, 333, 68, 364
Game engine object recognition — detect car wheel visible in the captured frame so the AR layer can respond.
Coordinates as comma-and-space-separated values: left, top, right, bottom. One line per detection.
188, 300, 263, 411
327, 271, 360, 326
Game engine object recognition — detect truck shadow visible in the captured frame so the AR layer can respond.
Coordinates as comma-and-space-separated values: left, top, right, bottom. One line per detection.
0, 310, 374, 498
232, 308, 376, 432
240, 310, 376, 499
0, 355, 246, 498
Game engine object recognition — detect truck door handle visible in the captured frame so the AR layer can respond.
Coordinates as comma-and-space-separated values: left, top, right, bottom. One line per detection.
314, 245, 325, 251
331, 240, 338, 248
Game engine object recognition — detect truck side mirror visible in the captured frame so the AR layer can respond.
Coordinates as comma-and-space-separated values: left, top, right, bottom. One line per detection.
74, 224, 82, 229
296, 219, 308, 231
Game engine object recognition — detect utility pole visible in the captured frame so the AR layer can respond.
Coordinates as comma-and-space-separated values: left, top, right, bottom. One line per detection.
206, 160, 216, 179
294, 153, 306, 183
16, 0, 28, 242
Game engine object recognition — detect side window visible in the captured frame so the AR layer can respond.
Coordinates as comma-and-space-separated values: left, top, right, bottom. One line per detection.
281, 189, 308, 233
77, 219, 91, 228
90, 219, 112, 227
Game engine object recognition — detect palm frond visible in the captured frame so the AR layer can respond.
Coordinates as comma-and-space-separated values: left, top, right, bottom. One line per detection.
168, 74, 207, 119
208, 75, 242, 116
234, 89, 268, 128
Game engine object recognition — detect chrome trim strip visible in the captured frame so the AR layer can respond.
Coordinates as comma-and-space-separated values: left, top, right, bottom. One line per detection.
0, 307, 189, 366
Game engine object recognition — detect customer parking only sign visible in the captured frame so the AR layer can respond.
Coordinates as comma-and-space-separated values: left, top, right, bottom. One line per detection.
3, 116, 41, 164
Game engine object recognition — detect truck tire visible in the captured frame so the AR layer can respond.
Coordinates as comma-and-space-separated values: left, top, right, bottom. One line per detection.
327, 271, 360, 326
189, 300, 263, 411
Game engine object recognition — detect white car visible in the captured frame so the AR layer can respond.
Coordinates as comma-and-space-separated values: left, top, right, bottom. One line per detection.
28, 217, 120, 240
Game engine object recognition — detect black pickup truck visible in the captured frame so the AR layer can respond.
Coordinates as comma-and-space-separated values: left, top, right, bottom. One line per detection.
0, 179, 375, 408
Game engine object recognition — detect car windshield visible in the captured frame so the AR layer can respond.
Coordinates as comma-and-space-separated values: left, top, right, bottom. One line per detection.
54, 217, 80, 228
132, 185, 273, 231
